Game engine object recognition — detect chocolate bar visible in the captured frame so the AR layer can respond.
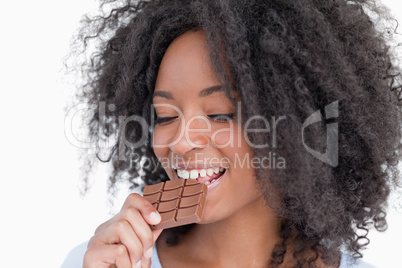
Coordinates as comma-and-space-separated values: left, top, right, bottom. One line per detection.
142, 179, 208, 230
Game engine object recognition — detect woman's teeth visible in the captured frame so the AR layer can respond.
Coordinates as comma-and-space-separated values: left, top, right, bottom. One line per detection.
204, 179, 217, 185
176, 167, 224, 180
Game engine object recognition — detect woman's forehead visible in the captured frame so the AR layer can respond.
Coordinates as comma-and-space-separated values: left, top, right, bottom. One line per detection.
155, 31, 219, 94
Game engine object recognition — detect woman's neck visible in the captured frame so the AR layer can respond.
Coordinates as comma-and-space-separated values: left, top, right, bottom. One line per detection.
158, 195, 283, 267
193, 195, 281, 266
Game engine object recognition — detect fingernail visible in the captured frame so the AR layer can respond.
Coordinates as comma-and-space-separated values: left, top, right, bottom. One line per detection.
150, 212, 161, 223
145, 247, 153, 258
136, 260, 142, 268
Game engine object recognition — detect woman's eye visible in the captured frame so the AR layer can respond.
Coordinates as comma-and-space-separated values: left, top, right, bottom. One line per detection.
208, 113, 235, 122
154, 116, 178, 125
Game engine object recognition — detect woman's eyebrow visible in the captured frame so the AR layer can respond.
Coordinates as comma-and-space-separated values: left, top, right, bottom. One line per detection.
153, 91, 174, 99
152, 85, 223, 99
198, 85, 223, 97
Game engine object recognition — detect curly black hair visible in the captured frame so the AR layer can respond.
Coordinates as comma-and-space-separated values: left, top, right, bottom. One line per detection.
72, 0, 402, 266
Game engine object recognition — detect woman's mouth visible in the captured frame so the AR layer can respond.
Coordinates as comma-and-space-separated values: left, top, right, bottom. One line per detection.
173, 167, 226, 188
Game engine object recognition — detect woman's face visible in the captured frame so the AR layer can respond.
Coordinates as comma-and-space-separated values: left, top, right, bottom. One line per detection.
152, 30, 264, 223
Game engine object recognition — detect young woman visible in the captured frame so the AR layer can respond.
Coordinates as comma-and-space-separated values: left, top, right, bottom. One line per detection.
66, 0, 402, 267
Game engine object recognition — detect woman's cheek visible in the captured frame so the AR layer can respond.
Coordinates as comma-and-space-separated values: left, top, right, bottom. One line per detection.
210, 123, 235, 149
211, 122, 244, 151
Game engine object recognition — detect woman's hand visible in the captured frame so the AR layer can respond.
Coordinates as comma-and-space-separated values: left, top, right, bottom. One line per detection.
83, 193, 163, 268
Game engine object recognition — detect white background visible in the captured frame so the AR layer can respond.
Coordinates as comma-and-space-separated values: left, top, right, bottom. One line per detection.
1, 1, 401, 267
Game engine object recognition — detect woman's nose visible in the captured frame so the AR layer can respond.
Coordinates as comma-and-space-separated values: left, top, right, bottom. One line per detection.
169, 117, 210, 156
